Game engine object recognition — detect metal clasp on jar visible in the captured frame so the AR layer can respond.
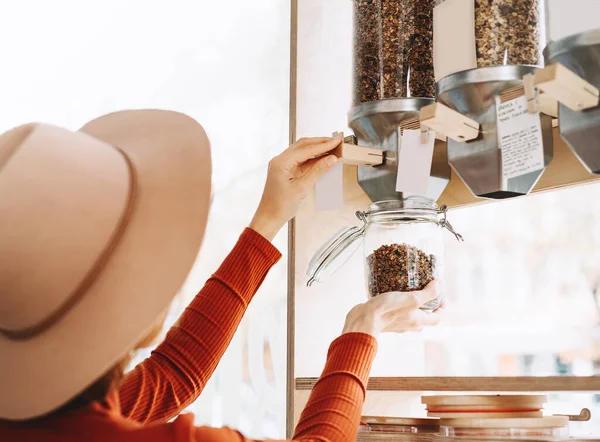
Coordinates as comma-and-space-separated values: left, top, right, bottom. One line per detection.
438, 205, 464, 242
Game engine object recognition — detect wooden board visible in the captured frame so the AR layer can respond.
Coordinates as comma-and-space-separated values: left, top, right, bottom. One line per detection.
296, 376, 600, 391
362, 416, 438, 426
357, 433, 436, 442
437, 128, 600, 209
286, 0, 298, 437
356, 434, 600, 442
421, 394, 546, 408
438, 416, 569, 429
427, 411, 543, 418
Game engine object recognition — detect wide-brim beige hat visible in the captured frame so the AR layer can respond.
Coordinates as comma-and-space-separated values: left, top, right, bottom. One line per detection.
0, 110, 212, 420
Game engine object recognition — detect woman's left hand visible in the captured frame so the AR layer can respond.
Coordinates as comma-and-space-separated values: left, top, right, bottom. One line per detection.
250, 137, 341, 241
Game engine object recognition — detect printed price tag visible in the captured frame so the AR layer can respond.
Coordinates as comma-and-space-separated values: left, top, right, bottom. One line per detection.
396, 129, 436, 196
496, 95, 545, 180
315, 162, 344, 212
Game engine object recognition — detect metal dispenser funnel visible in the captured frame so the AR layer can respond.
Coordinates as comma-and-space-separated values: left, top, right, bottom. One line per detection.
436, 66, 554, 199
545, 30, 600, 174
348, 98, 451, 203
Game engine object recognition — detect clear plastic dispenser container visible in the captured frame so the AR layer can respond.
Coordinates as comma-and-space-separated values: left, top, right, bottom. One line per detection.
433, 0, 546, 80
307, 197, 463, 312
353, 0, 436, 104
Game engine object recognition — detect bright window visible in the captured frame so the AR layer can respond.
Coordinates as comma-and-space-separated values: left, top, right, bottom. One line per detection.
0, 1, 290, 438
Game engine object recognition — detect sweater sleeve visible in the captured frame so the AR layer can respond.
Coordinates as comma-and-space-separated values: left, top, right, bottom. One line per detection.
189, 333, 377, 442
291, 333, 377, 442
117, 228, 282, 424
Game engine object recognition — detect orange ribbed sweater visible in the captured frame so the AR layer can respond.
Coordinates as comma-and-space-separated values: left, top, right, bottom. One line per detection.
1, 228, 377, 442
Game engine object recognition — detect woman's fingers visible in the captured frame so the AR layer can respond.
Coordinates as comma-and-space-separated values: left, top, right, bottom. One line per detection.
299, 155, 338, 185
417, 308, 443, 326
290, 137, 342, 164
342, 280, 446, 338
415, 280, 443, 306
375, 281, 441, 314
292, 137, 332, 149
382, 309, 443, 333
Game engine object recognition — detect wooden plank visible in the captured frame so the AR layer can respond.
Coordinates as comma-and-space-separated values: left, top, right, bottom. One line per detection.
357, 434, 599, 442
356, 433, 435, 442
498, 85, 558, 117
437, 128, 600, 210
401, 116, 447, 141
332, 142, 384, 167
535, 63, 600, 111
286, 0, 298, 437
295, 376, 600, 392
420, 103, 480, 142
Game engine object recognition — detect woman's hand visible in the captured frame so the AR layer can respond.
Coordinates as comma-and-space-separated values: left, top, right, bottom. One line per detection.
342, 281, 444, 338
250, 137, 341, 241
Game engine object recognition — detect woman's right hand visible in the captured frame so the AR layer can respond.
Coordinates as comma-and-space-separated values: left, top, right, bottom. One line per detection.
342, 281, 443, 338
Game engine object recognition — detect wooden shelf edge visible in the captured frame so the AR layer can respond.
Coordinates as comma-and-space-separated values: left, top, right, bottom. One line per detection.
356, 434, 599, 442
296, 377, 600, 392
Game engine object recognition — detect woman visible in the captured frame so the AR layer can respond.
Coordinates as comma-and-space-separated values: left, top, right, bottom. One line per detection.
0, 110, 442, 441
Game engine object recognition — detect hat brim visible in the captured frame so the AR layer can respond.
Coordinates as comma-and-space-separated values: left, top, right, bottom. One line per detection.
0, 110, 211, 420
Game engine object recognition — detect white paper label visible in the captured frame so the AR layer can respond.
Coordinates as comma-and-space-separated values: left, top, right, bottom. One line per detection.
496, 95, 545, 180
433, 0, 477, 81
315, 162, 344, 212
396, 129, 436, 196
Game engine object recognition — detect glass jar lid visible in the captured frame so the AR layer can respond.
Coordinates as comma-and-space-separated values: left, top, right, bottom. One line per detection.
306, 225, 365, 287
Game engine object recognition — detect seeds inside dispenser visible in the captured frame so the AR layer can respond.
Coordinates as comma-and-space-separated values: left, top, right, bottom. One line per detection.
353, 0, 436, 105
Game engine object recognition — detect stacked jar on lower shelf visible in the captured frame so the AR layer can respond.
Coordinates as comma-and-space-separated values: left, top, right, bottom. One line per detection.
359, 394, 573, 439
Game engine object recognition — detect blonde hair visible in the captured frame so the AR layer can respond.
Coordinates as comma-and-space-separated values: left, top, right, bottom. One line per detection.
32, 358, 130, 421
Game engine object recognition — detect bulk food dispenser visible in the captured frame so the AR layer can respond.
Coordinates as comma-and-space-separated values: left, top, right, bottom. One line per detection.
350, 0, 449, 203
307, 0, 463, 311
432, 0, 554, 198
544, 0, 600, 174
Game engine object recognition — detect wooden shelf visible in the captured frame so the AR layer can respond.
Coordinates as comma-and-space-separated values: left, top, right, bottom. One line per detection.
296, 377, 600, 392
356, 434, 598, 442
357, 433, 434, 442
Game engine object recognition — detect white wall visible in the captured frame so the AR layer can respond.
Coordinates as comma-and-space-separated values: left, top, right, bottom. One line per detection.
294, 0, 426, 420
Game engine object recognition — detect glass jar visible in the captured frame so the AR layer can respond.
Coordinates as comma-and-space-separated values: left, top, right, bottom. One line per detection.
307, 197, 462, 312
433, 0, 546, 79
353, 0, 436, 105
440, 416, 570, 439
360, 416, 440, 434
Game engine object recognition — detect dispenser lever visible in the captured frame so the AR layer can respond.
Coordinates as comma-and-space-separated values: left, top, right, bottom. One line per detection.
330, 131, 384, 167
419, 103, 480, 143
534, 62, 600, 112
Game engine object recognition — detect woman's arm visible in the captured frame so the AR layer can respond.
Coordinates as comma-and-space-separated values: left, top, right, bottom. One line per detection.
117, 137, 342, 423
189, 284, 443, 442
118, 228, 281, 423
188, 333, 376, 442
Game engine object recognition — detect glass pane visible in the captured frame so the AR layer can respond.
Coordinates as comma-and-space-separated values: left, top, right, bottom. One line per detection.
0, 1, 290, 438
